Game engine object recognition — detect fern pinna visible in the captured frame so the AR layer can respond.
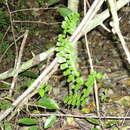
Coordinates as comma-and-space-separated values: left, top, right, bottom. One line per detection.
56, 12, 103, 107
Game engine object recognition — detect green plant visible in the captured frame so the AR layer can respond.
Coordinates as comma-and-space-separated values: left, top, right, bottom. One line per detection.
99, 88, 109, 102
36, 83, 59, 109
0, 32, 13, 58
20, 71, 38, 79
4, 122, 13, 130
34, 0, 45, 6
47, 0, 59, 6
0, 8, 9, 28
44, 115, 57, 129
37, 96, 59, 110
85, 118, 118, 129
0, 100, 12, 110
38, 84, 52, 97
18, 118, 38, 125
0, 0, 5, 4
56, 12, 103, 107
57, 8, 73, 18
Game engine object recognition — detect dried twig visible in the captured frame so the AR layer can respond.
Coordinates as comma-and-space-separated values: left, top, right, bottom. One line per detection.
0, 58, 58, 121
121, 108, 130, 126
13, 20, 60, 25
7, 61, 59, 121
108, 0, 130, 63
83, 0, 104, 116
0, 26, 10, 44
84, 36, 100, 116
0, 81, 11, 86
0, 47, 55, 80
86, 0, 91, 8
9, 30, 29, 96
0, 34, 24, 63
84, 0, 130, 34
70, 0, 105, 43
11, 7, 57, 14
5, 0, 18, 66
30, 113, 130, 120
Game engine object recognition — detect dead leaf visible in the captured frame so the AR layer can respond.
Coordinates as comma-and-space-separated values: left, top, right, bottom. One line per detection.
113, 96, 130, 107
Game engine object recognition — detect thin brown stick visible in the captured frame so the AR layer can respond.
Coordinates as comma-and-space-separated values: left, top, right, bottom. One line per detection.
0, 34, 24, 63
84, 36, 100, 116
70, 0, 104, 43
9, 30, 29, 96
13, 20, 60, 25
1, 26, 10, 44
30, 113, 130, 120
0, 81, 11, 86
83, 0, 102, 116
0, 125, 4, 130
11, 7, 58, 14
86, 0, 91, 8
121, 108, 130, 126
5, 0, 18, 66
108, 0, 130, 63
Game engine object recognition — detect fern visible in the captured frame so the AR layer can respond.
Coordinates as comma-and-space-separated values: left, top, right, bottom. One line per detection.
56, 12, 103, 107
